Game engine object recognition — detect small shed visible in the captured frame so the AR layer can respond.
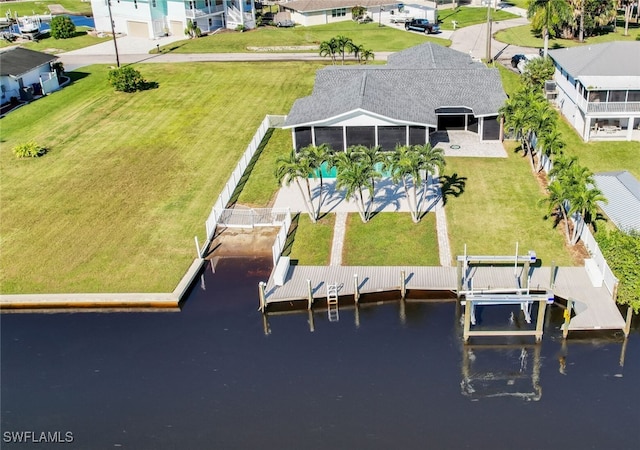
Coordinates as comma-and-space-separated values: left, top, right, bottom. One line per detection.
593, 170, 640, 233
0, 47, 60, 103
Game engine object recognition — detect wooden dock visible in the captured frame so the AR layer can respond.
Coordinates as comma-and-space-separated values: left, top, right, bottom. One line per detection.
263, 264, 626, 332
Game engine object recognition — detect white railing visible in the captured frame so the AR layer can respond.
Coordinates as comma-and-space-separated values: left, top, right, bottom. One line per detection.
271, 209, 292, 266
579, 224, 618, 296
197, 114, 286, 257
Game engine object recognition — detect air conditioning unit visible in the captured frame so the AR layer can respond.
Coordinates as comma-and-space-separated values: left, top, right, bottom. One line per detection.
544, 80, 558, 102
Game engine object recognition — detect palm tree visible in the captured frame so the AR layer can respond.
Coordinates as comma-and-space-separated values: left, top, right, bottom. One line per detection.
527, 0, 570, 57
319, 38, 338, 65
415, 143, 446, 215
540, 179, 574, 244
274, 150, 317, 222
569, 184, 607, 244
336, 35, 354, 65
387, 145, 423, 222
536, 126, 564, 172
333, 148, 377, 222
360, 48, 375, 64
300, 144, 332, 218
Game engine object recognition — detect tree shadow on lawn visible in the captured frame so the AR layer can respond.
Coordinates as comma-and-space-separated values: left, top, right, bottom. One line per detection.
440, 172, 466, 206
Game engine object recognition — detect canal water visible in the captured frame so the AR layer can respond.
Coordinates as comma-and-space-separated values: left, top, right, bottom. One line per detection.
1, 257, 638, 449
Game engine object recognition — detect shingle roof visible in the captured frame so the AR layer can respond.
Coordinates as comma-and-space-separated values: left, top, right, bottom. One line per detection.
593, 171, 640, 233
548, 42, 640, 79
282, 0, 396, 13
285, 43, 506, 127
0, 47, 57, 77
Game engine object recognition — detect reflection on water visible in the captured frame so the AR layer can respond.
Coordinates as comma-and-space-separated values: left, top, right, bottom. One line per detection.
1, 257, 638, 450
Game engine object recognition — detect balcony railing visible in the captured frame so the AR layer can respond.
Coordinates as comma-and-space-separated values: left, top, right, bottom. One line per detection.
185, 6, 224, 18
586, 101, 640, 114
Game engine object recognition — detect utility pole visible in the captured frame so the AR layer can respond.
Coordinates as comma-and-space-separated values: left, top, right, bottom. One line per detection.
106, 0, 120, 67
485, 1, 492, 62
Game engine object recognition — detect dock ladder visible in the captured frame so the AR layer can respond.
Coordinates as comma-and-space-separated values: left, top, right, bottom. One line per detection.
327, 282, 339, 322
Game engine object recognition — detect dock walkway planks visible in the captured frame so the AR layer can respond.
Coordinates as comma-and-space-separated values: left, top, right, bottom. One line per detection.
264, 264, 625, 332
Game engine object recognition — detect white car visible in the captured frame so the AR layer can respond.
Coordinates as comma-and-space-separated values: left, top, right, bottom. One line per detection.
516, 54, 541, 74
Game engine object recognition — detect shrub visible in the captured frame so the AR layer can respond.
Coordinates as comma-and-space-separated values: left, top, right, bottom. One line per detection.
13, 141, 47, 158
185, 20, 202, 38
50, 16, 76, 39
235, 24, 246, 32
107, 66, 146, 93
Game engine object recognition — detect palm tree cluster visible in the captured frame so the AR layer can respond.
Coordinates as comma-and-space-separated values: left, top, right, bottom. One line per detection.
528, 0, 618, 52
500, 78, 607, 246
499, 86, 564, 173
541, 155, 606, 245
275, 144, 445, 224
319, 35, 375, 65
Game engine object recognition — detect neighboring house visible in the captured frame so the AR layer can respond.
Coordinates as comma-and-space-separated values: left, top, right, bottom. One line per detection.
593, 171, 640, 233
279, 0, 398, 26
548, 42, 640, 142
90, 0, 257, 39
0, 47, 60, 103
284, 43, 506, 151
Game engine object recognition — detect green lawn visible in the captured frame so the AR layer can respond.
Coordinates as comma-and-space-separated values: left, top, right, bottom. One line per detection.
0, 28, 111, 52
2, 0, 92, 16
436, 6, 518, 31
162, 21, 451, 53
444, 145, 575, 266
343, 213, 440, 266
287, 214, 334, 265
495, 24, 640, 50
236, 128, 292, 207
0, 62, 322, 294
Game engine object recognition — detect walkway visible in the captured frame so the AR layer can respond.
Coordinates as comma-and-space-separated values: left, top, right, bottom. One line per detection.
330, 212, 348, 266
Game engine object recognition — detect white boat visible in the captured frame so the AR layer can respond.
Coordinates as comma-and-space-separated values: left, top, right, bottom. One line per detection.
17, 16, 41, 36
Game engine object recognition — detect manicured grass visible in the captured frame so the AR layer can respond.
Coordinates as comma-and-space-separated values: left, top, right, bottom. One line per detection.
436, 6, 518, 31
0, 62, 322, 293
495, 24, 640, 50
496, 63, 521, 97
236, 128, 292, 207
288, 214, 334, 265
162, 21, 450, 53
2, 0, 92, 16
556, 116, 640, 180
0, 28, 111, 52
343, 213, 440, 266
444, 145, 575, 266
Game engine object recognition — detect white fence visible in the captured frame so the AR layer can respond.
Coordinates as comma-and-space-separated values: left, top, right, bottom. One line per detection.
271, 210, 292, 267
197, 114, 287, 257
579, 224, 619, 296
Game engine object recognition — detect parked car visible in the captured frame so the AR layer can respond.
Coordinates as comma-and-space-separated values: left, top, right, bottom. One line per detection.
511, 53, 540, 73
276, 19, 294, 28
405, 18, 440, 34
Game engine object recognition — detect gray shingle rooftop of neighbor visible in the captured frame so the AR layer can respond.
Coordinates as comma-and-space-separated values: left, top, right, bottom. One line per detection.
284, 43, 506, 127
548, 41, 640, 78
593, 171, 640, 233
0, 47, 57, 78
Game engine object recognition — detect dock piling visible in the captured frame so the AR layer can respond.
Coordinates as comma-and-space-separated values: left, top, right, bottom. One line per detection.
535, 299, 546, 342
258, 281, 266, 313
562, 299, 573, 339
354, 274, 360, 303
623, 306, 633, 337
306, 279, 313, 310
400, 270, 406, 299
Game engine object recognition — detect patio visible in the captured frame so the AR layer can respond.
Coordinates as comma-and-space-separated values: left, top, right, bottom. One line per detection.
430, 131, 507, 157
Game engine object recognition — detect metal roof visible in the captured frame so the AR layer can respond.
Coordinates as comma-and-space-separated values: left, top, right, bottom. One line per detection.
284, 43, 506, 127
548, 42, 640, 82
0, 47, 57, 78
594, 171, 640, 233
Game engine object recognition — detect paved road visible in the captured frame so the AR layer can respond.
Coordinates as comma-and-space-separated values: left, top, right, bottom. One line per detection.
58, 4, 535, 70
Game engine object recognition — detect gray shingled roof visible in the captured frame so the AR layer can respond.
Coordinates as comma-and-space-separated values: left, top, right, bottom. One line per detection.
0, 47, 57, 78
548, 42, 640, 78
282, 0, 396, 13
594, 171, 640, 233
285, 43, 506, 127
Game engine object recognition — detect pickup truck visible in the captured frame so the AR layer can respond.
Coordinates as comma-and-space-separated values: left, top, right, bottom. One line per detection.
405, 18, 440, 34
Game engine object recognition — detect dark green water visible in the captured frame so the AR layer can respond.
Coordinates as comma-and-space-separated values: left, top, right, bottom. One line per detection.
1, 257, 638, 449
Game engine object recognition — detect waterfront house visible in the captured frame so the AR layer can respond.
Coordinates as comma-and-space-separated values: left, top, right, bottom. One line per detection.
283, 42, 506, 151
90, 0, 257, 39
548, 42, 640, 142
0, 47, 60, 104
